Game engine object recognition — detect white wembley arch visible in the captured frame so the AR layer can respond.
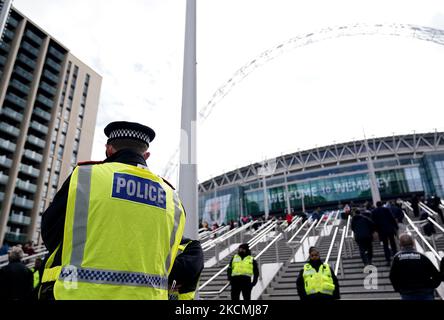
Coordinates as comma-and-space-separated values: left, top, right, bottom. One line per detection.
163, 23, 444, 179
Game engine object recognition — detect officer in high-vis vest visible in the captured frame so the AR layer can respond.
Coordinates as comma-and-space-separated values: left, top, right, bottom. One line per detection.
39, 121, 186, 300
227, 243, 259, 301
296, 246, 340, 300
168, 238, 204, 300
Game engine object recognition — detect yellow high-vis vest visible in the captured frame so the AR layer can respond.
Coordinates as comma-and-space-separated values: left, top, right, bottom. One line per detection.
303, 263, 335, 296
231, 254, 253, 277
42, 162, 186, 300
31, 267, 40, 289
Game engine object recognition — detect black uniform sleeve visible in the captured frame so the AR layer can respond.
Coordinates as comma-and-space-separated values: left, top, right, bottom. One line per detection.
41, 175, 72, 253
440, 258, 444, 282
252, 259, 259, 286
296, 268, 307, 300
168, 240, 204, 293
330, 265, 340, 299
227, 257, 234, 281
389, 257, 400, 292
425, 256, 441, 289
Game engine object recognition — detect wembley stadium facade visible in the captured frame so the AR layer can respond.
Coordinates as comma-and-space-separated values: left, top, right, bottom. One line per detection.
198, 131, 444, 226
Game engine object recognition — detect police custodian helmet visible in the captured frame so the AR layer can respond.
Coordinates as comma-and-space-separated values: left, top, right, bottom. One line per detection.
104, 121, 156, 147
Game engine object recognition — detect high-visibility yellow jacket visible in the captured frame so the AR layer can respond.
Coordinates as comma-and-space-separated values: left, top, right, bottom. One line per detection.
303, 263, 335, 296
231, 254, 254, 277
41, 162, 186, 300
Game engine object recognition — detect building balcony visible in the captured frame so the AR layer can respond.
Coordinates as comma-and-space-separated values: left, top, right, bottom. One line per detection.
3, 29, 14, 41
12, 195, 34, 210
25, 30, 43, 46
8, 213, 32, 226
27, 135, 46, 149
48, 47, 65, 61
0, 155, 13, 168
0, 41, 10, 53
45, 58, 61, 73
33, 107, 52, 122
17, 53, 36, 69
16, 178, 37, 193
5, 93, 27, 109
39, 81, 57, 96
0, 122, 20, 137
23, 149, 43, 163
0, 138, 16, 152
14, 66, 33, 82
5, 231, 28, 243
9, 79, 30, 95
1, 107, 23, 122
21, 41, 40, 57
30, 120, 49, 135
0, 172, 8, 185
37, 94, 54, 108
19, 164, 40, 179
43, 70, 59, 83
7, 17, 19, 28
0, 55, 6, 66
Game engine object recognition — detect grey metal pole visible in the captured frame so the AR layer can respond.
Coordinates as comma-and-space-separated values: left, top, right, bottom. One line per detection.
179, 0, 198, 240
0, 0, 13, 41
284, 170, 291, 215
263, 175, 269, 220
363, 133, 381, 206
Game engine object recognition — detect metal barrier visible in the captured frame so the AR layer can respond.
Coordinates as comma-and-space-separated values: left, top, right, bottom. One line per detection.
0, 249, 48, 268
198, 221, 279, 296
334, 227, 347, 277
325, 227, 339, 264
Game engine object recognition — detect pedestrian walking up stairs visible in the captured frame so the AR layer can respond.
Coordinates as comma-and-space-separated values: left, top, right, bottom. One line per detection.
260, 214, 401, 300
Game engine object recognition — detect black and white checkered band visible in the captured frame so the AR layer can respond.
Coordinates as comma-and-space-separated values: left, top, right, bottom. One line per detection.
108, 129, 151, 144
59, 266, 168, 289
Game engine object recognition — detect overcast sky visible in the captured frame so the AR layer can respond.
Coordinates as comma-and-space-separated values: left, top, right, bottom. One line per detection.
13, 0, 444, 186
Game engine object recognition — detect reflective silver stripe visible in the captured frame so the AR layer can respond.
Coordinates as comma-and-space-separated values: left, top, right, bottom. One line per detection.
71, 165, 93, 266
164, 192, 183, 273
59, 266, 168, 289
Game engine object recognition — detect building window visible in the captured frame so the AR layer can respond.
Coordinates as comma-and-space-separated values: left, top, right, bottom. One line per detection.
435, 161, 444, 191
75, 128, 81, 141
57, 145, 64, 159
62, 121, 68, 134
55, 160, 61, 173
51, 173, 59, 187
63, 109, 70, 121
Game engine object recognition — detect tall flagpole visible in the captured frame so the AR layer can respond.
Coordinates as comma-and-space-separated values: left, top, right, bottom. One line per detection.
179, 0, 198, 240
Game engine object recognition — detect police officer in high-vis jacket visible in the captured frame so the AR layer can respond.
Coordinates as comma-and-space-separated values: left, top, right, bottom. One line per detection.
296, 247, 340, 300
39, 121, 186, 300
227, 243, 259, 301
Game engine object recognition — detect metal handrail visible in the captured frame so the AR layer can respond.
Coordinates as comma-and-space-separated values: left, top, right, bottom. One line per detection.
0, 250, 48, 268
419, 202, 438, 218
287, 220, 309, 243
200, 225, 229, 241
314, 215, 324, 228
404, 212, 441, 261
199, 221, 278, 294
284, 217, 301, 233
334, 227, 347, 276
202, 221, 253, 251
248, 221, 278, 248
298, 219, 318, 244
251, 219, 274, 236
345, 214, 352, 238
427, 217, 444, 233
334, 210, 340, 220
322, 211, 334, 229
325, 227, 339, 264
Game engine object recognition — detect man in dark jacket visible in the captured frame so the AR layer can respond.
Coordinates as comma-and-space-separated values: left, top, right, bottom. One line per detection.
296, 247, 340, 300
389, 233, 441, 300
227, 243, 259, 300
372, 201, 398, 265
168, 238, 204, 300
0, 246, 33, 300
351, 209, 376, 266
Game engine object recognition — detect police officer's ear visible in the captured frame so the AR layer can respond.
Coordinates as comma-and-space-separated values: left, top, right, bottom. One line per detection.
105, 144, 116, 158
143, 151, 151, 160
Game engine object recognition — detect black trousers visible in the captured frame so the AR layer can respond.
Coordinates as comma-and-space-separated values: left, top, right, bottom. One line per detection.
230, 276, 252, 301
355, 238, 373, 265
380, 233, 397, 262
